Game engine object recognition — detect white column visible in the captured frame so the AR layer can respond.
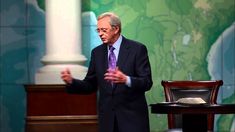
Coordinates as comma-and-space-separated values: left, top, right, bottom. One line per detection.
35, 0, 87, 84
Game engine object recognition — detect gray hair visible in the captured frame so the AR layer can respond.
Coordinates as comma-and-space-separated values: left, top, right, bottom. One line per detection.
98, 12, 122, 33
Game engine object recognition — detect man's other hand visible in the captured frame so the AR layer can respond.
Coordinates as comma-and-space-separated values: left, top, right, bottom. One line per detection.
61, 68, 73, 84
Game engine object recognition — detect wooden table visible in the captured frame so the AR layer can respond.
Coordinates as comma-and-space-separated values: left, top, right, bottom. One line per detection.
150, 103, 235, 132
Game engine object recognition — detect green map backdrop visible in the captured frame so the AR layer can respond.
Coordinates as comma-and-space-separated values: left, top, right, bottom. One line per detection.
0, 0, 234, 132
36, 0, 235, 131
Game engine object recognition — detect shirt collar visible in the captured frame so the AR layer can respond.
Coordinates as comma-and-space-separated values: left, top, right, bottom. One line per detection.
107, 35, 122, 51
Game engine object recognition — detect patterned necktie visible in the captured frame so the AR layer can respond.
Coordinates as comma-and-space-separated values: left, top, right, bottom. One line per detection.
108, 46, 116, 69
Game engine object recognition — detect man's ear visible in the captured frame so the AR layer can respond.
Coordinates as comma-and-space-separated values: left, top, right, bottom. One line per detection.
114, 26, 120, 34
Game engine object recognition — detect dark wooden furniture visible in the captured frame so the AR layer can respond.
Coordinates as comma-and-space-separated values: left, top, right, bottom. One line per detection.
25, 84, 98, 132
161, 80, 223, 131
150, 103, 235, 131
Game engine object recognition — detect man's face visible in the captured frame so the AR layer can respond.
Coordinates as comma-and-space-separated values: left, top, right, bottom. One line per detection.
97, 17, 119, 44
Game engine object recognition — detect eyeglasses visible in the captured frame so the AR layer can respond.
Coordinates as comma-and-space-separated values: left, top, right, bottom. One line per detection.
96, 28, 109, 33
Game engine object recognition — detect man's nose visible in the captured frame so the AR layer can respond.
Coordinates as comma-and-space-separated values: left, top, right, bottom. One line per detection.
99, 32, 103, 37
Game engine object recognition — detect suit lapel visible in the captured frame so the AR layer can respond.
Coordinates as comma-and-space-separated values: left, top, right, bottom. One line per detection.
117, 37, 130, 69
101, 44, 108, 74
100, 44, 113, 89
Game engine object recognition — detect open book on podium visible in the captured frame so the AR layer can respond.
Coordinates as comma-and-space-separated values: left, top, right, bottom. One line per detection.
176, 97, 206, 104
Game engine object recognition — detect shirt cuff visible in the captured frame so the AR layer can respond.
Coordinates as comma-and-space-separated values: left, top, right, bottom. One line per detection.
125, 76, 131, 87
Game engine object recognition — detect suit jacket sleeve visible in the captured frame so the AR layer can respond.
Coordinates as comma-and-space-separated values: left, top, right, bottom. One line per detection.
66, 50, 98, 94
130, 44, 152, 92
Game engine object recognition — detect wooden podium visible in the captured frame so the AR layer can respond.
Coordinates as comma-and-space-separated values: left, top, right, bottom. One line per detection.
25, 84, 98, 132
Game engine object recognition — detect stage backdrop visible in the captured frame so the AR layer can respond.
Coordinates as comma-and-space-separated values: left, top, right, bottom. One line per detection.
0, 0, 234, 132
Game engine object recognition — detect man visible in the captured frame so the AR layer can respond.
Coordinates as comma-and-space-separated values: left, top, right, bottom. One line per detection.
61, 12, 152, 132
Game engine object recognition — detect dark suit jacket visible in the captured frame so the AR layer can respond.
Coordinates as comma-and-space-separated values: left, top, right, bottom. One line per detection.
67, 36, 153, 132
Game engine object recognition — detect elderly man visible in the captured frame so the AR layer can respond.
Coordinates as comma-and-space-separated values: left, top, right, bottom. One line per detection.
61, 12, 152, 132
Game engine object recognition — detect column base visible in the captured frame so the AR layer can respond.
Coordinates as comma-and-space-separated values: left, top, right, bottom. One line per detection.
35, 64, 87, 84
